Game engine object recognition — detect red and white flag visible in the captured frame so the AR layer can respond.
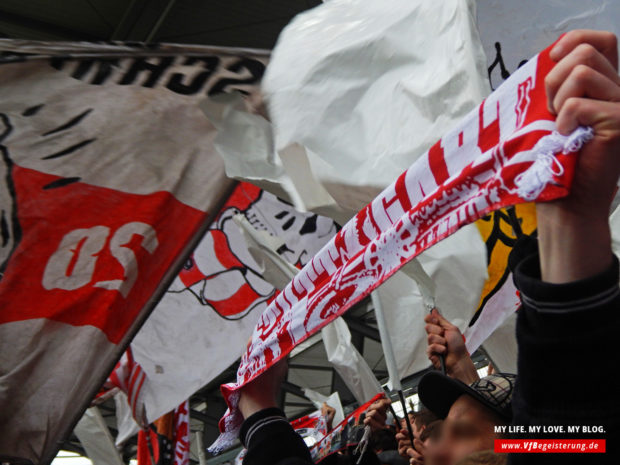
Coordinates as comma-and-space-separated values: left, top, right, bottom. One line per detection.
291, 411, 329, 443
210, 39, 594, 451
102, 347, 148, 426
310, 393, 383, 463
0, 40, 267, 464
137, 400, 190, 465
119, 182, 338, 425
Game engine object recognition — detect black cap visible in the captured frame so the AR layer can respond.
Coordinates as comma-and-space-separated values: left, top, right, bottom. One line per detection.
418, 372, 516, 423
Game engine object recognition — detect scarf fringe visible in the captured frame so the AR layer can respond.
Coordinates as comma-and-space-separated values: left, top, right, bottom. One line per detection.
515, 126, 594, 201
354, 425, 372, 464
208, 390, 241, 454
208, 429, 239, 455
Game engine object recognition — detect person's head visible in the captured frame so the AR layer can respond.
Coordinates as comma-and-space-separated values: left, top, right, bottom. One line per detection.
419, 419, 443, 447
411, 408, 439, 439
417, 372, 516, 465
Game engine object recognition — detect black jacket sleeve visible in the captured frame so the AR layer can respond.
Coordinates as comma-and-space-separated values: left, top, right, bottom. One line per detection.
508, 235, 620, 463
240, 407, 314, 465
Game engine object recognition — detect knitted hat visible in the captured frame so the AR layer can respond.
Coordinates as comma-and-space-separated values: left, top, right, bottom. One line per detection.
418, 372, 516, 422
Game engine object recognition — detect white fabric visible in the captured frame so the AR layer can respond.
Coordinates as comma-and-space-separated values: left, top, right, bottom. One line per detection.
263, 0, 490, 213
201, 95, 352, 223
378, 224, 487, 380
0, 320, 115, 462
130, 284, 263, 423
463, 273, 520, 359
234, 214, 299, 290
481, 312, 518, 373
302, 388, 346, 427
371, 290, 402, 392
0, 48, 233, 213
199, 94, 290, 203
74, 407, 124, 465
113, 392, 141, 447
321, 317, 383, 405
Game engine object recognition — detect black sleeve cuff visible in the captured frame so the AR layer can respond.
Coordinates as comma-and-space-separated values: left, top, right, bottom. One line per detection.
510, 235, 620, 313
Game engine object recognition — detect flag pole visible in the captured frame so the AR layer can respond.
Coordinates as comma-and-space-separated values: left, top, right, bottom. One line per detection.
371, 291, 415, 444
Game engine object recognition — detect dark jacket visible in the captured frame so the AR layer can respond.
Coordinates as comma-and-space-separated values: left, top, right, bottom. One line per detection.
240, 407, 313, 465
508, 235, 620, 463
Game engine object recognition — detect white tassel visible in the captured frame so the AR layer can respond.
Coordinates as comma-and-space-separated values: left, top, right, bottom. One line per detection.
354, 425, 372, 464
515, 126, 594, 201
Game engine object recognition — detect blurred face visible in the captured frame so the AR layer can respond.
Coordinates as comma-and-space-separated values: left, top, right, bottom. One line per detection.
412, 421, 424, 440
410, 414, 424, 439
400, 414, 423, 439
423, 420, 443, 448
424, 395, 501, 465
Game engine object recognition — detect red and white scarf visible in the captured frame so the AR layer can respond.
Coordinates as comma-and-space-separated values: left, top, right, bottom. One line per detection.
210, 40, 593, 452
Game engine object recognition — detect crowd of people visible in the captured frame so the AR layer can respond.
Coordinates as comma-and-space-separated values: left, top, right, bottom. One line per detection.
234, 29, 620, 465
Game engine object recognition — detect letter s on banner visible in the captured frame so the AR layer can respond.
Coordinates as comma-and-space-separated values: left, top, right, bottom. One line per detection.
42, 225, 110, 291
42, 222, 158, 297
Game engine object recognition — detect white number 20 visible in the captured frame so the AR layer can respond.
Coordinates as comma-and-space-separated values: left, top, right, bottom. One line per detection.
42, 222, 158, 298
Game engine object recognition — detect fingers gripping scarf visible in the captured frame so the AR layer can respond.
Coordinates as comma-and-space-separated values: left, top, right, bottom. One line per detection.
209, 40, 593, 452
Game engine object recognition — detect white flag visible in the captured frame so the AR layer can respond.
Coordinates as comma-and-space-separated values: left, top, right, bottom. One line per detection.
322, 317, 383, 405
74, 407, 124, 465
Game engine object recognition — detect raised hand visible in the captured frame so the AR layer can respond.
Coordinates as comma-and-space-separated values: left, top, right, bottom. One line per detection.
424, 308, 479, 384
363, 397, 392, 432
539, 30, 620, 283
